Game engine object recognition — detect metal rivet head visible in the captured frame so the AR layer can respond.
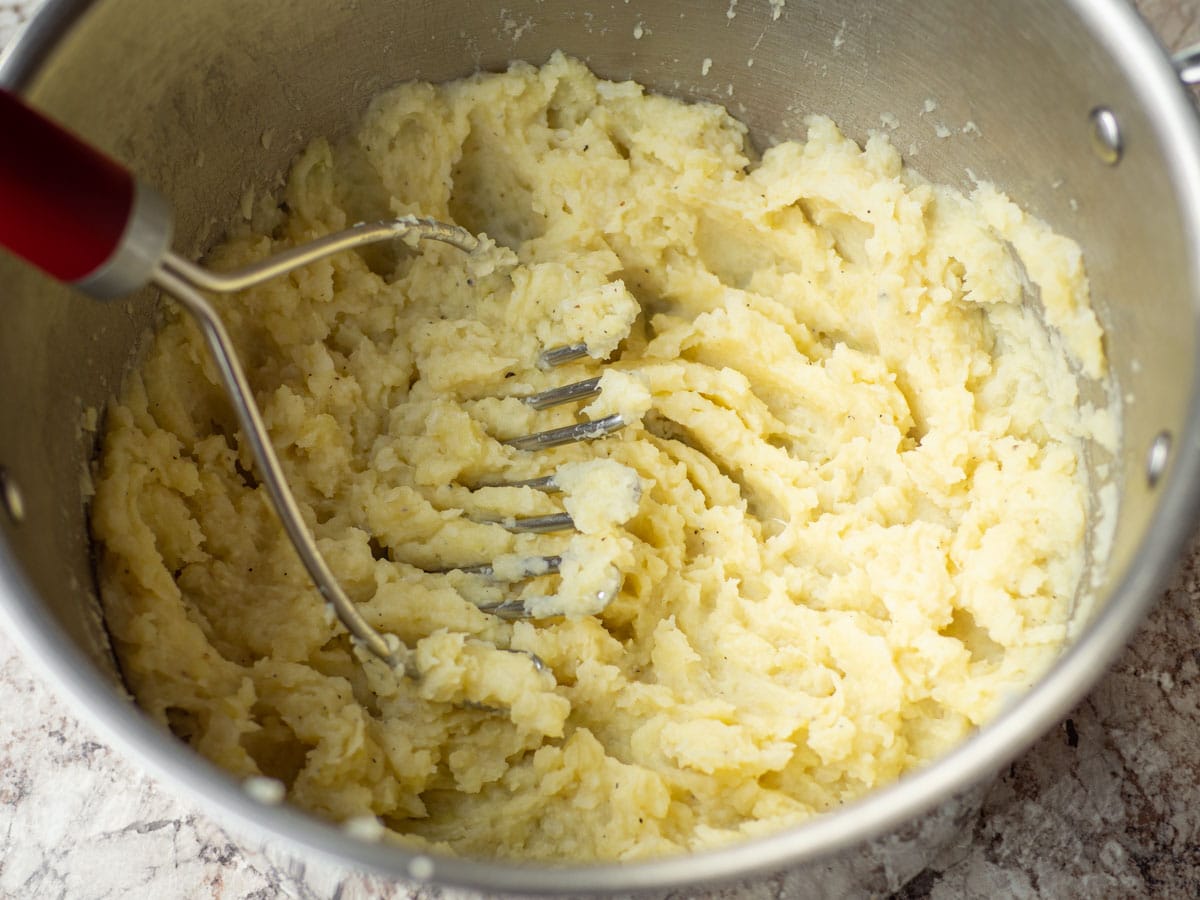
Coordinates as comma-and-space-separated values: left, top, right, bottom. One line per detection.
1146, 431, 1172, 488
407, 855, 434, 881
1089, 107, 1122, 165
0, 467, 24, 524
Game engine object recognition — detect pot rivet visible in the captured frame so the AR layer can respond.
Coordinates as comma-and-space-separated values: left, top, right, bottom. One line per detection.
0, 467, 24, 524
1089, 107, 1122, 165
407, 855, 434, 881
1146, 431, 1172, 488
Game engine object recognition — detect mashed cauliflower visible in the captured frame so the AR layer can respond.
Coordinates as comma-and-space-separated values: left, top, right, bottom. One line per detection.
91, 53, 1112, 861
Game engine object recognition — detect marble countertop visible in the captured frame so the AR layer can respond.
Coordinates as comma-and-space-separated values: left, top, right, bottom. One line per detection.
5, 1, 1200, 897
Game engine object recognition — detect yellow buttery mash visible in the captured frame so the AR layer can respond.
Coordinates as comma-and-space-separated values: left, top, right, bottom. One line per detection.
91, 53, 1111, 861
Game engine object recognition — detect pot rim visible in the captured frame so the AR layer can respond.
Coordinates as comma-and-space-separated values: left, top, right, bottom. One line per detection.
4, 0, 1200, 893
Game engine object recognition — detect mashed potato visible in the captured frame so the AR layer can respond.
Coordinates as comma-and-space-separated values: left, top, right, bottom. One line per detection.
91, 53, 1112, 861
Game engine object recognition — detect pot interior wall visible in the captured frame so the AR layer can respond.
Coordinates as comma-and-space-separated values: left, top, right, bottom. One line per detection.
0, 0, 1195, 875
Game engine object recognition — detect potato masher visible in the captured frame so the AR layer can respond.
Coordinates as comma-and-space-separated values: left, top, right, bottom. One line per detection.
0, 90, 625, 671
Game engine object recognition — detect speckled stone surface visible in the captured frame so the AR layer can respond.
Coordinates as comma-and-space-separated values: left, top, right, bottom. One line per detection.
5, 1, 1200, 897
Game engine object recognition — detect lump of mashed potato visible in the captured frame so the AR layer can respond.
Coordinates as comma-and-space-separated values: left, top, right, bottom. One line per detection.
90, 52, 1112, 862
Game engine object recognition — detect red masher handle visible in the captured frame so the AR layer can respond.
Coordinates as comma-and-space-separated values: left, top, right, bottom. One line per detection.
0, 88, 137, 284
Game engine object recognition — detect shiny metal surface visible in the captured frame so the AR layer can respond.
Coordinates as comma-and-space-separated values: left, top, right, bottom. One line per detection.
448, 556, 563, 579
486, 512, 577, 534
539, 342, 591, 368
1175, 43, 1200, 85
0, 467, 25, 524
164, 216, 478, 293
1146, 430, 1174, 488
506, 369, 627, 450
1, 0, 1200, 895
503, 412, 628, 451
74, 181, 173, 298
523, 375, 604, 411
1088, 106, 1124, 165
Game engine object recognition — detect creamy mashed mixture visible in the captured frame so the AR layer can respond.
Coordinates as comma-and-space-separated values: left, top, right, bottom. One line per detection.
91, 53, 1112, 861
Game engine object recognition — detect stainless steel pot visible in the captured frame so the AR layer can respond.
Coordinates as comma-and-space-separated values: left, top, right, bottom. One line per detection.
3, 0, 1200, 895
